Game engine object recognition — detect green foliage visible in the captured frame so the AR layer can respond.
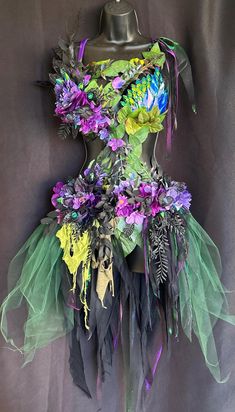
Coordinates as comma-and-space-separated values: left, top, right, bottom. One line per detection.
101, 82, 122, 109
115, 218, 143, 256
150, 219, 169, 285
128, 126, 149, 146
102, 60, 131, 77
84, 79, 99, 92
108, 94, 121, 108
124, 148, 151, 181
58, 123, 71, 139
117, 105, 166, 136
109, 123, 125, 139
126, 107, 166, 134
142, 42, 166, 68
117, 105, 131, 123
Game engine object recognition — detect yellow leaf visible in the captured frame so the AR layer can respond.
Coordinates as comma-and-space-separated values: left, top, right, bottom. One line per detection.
125, 117, 141, 135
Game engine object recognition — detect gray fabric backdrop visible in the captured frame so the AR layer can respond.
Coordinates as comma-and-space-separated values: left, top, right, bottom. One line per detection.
0, 0, 235, 411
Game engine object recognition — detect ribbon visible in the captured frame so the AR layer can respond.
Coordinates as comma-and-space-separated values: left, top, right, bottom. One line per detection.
159, 37, 197, 152
77, 37, 89, 62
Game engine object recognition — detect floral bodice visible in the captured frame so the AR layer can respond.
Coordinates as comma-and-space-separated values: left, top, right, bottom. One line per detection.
46, 36, 195, 308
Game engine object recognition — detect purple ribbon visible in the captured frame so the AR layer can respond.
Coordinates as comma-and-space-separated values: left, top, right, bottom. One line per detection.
77, 38, 89, 62
158, 39, 179, 152
145, 344, 163, 392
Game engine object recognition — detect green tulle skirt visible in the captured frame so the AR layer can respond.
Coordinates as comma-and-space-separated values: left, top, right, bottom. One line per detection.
179, 213, 235, 382
0, 224, 74, 364
0, 212, 234, 384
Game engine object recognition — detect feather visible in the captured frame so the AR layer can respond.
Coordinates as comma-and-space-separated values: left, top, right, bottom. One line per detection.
121, 68, 168, 113
69, 321, 92, 397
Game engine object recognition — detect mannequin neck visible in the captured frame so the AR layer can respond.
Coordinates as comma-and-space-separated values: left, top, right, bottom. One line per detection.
100, 0, 140, 43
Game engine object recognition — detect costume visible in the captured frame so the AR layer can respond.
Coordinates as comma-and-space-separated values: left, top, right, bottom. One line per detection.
1, 36, 234, 410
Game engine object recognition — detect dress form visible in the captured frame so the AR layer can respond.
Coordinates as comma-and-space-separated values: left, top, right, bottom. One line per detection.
81, 0, 158, 272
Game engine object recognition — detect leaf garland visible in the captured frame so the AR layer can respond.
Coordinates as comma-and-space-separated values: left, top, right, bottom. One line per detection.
101, 60, 131, 77
150, 217, 169, 285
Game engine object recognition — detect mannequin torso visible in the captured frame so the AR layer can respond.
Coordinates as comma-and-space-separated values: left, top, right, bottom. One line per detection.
79, 0, 160, 272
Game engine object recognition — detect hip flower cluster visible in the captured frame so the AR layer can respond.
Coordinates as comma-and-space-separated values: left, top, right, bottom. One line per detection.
52, 164, 191, 229
51, 164, 112, 226
114, 179, 192, 225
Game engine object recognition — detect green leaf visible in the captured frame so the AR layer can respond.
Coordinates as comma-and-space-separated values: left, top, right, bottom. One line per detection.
84, 79, 99, 92
148, 119, 164, 133
117, 217, 126, 232
125, 117, 141, 135
129, 126, 149, 145
138, 110, 149, 124
124, 149, 151, 181
103, 82, 113, 94
142, 42, 166, 67
110, 123, 125, 139
108, 94, 121, 108
92, 59, 111, 66
124, 107, 166, 135
41, 217, 53, 225
102, 60, 130, 77
151, 55, 166, 68
115, 219, 143, 256
117, 105, 131, 123
47, 211, 57, 218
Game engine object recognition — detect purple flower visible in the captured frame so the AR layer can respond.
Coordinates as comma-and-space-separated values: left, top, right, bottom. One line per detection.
51, 181, 65, 207
55, 80, 89, 120
163, 182, 192, 211
53, 181, 64, 194
99, 128, 109, 141
139, 182, 158, 200
108, 138, 125, 152
165, 187, 178, 201
54, 77, 112, 138
83, 74, 91, 85
116, 195, 134, 217
174, 190, 192, 210
112, 77, 125, 90
84, 168, 91, 177
73, 198, 81, 209
51, 193, 60, 207
84, 193, 96, 203
113, 179, 135, 195
150, 200, 164, 216
79, 111, 111, 135
126, 211, 146, 225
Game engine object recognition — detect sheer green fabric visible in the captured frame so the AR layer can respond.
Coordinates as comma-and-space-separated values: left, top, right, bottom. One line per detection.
1, 212, 234, 382
0, 224, 74, 364
179, 213, 235, 382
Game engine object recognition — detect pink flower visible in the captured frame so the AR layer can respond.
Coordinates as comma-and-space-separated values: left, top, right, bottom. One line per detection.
139, 182, 158, 199
83, 74, 91, 85
112, 76, 125, 90
116, 195, 134, 217
126, 211, 146, 225
56, 210, 64, 224
150, 201, 163, 216
53, 181, 64, 194
73, 198, 81, 209
108, 138, 125, 152
51, 193, 60, 207
117, 195, 128, 208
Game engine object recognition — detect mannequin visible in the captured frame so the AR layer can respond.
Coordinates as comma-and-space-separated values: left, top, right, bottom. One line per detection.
81, 0, 156, 167
80, 0, 159, 272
